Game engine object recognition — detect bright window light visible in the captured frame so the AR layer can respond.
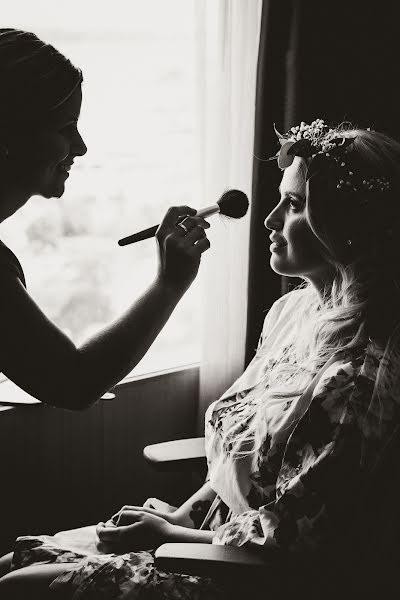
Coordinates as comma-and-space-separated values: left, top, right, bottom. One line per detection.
0, 0, 201, 377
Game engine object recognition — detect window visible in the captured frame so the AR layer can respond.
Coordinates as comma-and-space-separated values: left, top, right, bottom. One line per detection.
1, 0, 202, 377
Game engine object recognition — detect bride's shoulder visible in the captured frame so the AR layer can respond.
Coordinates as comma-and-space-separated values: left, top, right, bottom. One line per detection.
265, 287, 308, 325
274, 287, 307, 308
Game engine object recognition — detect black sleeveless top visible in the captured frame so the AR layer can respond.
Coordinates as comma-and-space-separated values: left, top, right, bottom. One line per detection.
0, 239, 26, 288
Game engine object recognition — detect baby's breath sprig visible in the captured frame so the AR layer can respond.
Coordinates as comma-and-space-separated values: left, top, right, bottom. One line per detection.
271, 119, 391, 194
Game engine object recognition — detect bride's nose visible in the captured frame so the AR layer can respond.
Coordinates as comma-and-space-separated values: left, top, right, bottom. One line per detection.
264, 204, 283, 231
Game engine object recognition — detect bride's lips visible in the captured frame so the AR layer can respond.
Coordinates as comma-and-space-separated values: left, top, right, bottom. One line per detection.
270, 241, 287, 252
269, 233, 287, 252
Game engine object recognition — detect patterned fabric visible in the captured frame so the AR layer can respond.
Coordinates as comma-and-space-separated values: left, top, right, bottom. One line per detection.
10, 289, 400, 596
206, 293, 400, 555
51, 548, 222, 600
12, 527, 223, 599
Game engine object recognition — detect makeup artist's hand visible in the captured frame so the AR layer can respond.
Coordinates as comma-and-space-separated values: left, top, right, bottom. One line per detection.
156, 205, 210, 292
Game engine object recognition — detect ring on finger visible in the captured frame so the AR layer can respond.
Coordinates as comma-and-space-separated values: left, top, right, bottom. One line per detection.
177, 221, 189, 234
192, 228, 206, 244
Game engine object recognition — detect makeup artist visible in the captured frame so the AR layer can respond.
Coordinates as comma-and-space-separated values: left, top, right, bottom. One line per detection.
0, 28, 210, 410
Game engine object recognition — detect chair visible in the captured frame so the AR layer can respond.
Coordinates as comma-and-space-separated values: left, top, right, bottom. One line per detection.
144, 435, 400, 600
143, 438, 287, 599
143, 437, 207, 474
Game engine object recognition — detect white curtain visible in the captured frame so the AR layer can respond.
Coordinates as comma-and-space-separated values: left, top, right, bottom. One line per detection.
194, 0, 263, 430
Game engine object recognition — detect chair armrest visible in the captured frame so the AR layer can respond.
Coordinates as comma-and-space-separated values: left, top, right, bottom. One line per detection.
143, 437, 206, 471
155, 542, 268, 578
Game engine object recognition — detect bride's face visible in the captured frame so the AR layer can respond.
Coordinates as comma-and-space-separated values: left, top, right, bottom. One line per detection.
5, 85, 87, 200
264, 157, 332, 289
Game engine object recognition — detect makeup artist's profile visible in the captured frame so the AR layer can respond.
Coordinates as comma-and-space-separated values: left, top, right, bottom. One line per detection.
0, 28, 211, 409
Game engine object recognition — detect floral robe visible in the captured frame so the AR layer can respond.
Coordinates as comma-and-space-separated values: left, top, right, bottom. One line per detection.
10, 289, 400, 598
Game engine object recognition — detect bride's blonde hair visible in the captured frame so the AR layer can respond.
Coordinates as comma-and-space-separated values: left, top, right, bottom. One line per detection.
229, 125, 400, 456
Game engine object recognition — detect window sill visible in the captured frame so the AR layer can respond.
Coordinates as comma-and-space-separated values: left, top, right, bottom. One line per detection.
0, 362, 200, 408
116, 362, 200, 386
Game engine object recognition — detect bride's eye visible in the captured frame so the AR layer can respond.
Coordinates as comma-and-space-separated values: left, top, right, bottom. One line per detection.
288, 198, 303, 211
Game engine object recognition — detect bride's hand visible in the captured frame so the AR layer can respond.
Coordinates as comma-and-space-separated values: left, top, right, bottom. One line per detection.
96, 510, 171, 551
110, 502, 179, 526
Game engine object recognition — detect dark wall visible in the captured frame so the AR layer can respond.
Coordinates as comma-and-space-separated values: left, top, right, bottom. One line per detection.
286, 1, 400, 139
0, 368, 199, 556
246, 0, 400, 362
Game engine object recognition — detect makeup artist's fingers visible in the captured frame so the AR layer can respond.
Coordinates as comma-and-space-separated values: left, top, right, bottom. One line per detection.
187, 236, 211, 255
183, 224, 208, 245
158, 206, 197, 232
156, 208, 211, 290
177, 216, 210, 235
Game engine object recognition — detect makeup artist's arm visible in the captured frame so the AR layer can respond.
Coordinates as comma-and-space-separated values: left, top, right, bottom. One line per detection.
0, 206, 210, 409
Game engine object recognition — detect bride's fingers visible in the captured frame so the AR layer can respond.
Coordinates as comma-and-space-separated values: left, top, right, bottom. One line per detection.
143, 498, 156, 508
104, 519, 116, 528
96, 522, 106, 538
96, 521, 103, 535
111, 505, 141, 522
116, 510, 144, 526
96, 523, 122, 542
112, 506, 164, 525
96, 520, 117, 538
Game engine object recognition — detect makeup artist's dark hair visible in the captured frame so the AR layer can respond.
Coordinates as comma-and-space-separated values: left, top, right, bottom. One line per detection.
0, 28, 82, 131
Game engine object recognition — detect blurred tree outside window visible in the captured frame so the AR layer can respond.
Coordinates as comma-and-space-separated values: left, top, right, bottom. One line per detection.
0, 0, 202, 378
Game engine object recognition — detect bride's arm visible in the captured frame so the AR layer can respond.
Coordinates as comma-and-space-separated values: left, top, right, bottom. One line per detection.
97, 482, 217, 550
169, 481, 217, 528
111, 482, 217, 529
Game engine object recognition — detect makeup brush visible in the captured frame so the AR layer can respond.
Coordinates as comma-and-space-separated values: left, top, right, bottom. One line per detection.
118, 189, 249, 246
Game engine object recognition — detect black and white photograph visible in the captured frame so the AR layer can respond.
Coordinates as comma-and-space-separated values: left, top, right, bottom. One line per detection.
0, 1, 399, 598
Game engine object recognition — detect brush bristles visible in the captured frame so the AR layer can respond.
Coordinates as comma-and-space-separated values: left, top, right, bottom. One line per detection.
217, 190, 249, 218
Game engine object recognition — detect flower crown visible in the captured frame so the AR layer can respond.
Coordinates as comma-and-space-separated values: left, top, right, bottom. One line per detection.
271, 119, 391, 193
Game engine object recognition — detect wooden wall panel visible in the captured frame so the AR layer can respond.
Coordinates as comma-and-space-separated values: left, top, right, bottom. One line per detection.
0, 366, 199, 556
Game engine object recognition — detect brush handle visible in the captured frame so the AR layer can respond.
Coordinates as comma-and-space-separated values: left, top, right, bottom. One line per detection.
117, 204, 221, 246
118, 224, 158, 245
196, 204, 220, 218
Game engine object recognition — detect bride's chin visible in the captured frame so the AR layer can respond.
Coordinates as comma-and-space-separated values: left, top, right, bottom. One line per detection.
270, 264, 287, 276
269, 259, 297, 278
270, 256, 287, 273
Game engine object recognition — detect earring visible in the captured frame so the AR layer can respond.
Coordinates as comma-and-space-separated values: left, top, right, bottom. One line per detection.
346, 239, 352, 246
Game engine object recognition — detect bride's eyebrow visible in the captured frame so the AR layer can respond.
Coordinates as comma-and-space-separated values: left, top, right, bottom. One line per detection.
279, 189, 305, 201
